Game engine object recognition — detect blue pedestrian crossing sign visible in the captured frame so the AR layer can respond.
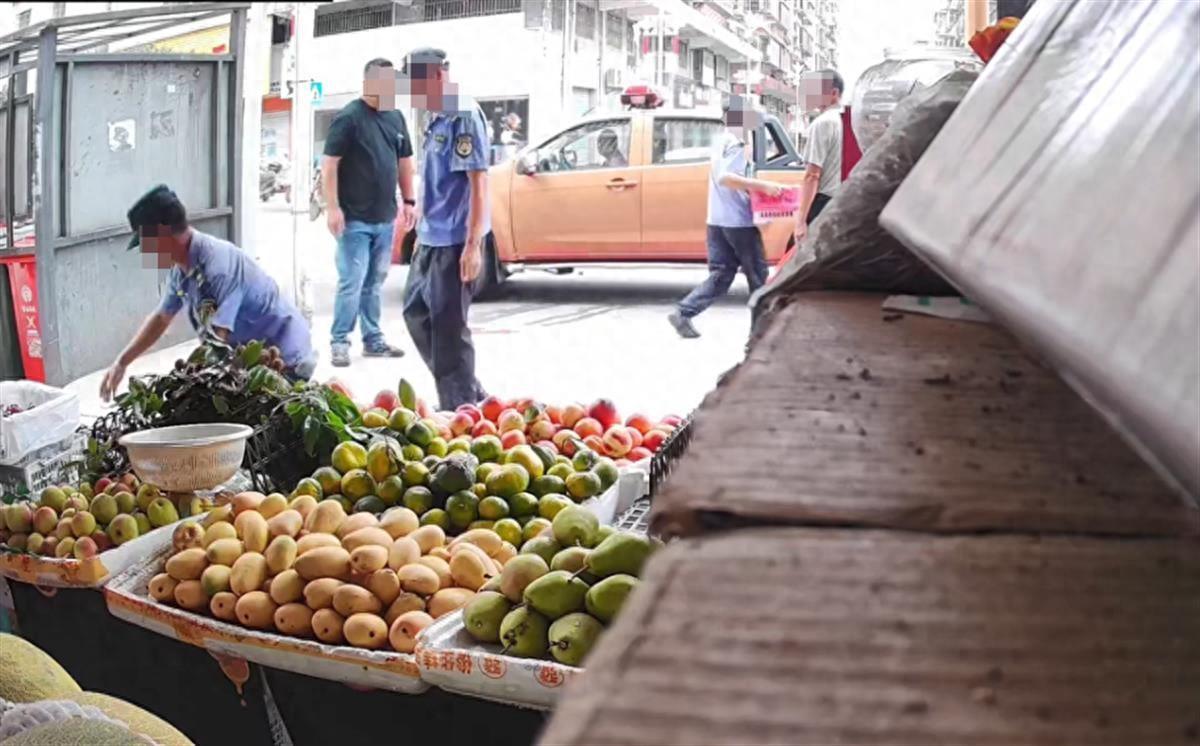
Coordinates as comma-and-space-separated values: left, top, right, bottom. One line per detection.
310, 81, 323, 107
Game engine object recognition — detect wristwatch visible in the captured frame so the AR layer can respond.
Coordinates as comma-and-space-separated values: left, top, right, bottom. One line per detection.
402, 198, 416, 206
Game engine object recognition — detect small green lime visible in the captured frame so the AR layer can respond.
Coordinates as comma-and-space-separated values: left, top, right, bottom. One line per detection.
478, 495, 510, 521
420, 508, 449, 530
508, 491, 539, 518
403, 486, 435, 515
493, 517, 522, 547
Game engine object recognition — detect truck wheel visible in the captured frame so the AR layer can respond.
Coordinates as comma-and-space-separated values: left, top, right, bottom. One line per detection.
474, 235, 507, 301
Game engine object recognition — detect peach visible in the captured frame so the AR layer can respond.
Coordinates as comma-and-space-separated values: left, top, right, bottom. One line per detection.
528, 419, 557, 442
628, 447, 653, 462
574, 418, 603, 440
625, 413, 653, 435
373, 390, 401, 412
455, 404, 483, 424
561, 403, 587, 429
661, 415, 683, 427
602, 426, 633, 458
643, 429, 669, 451
480, 396, 507, 423
625, 427, 643, 449
552, 430, 579, 456
588, 399, 620, 431
536, 440, 558, 455
545, 405, 564, 425
471, 419, 499, 438
500, 430, 526, 450
449, 412, 474, 437
583, 435, 605, 454
497, 409, 525, 434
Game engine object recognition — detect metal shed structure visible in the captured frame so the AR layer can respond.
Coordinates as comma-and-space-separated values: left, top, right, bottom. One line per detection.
0, 2, 251, 385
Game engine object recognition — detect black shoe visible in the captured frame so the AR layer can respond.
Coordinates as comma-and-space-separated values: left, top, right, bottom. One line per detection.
668, 311, 700, 339
363, 342, 405, 358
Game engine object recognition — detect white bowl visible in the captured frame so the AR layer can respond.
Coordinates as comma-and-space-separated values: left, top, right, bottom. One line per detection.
119, 423, 253, 492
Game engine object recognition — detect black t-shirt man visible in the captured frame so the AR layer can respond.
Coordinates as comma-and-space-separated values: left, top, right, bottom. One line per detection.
323, 98, 414, 223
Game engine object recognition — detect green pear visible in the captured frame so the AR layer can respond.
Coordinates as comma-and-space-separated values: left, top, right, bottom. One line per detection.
551, 506, 598, 548
586, 524, 615, 549
38, 487, 68, 512
585, 574, 638, 623
523, 570, 589, 619
587, 531, 654, 578
463, 591, 512, 644
135, 483, 162, 513
519, 536, 561, 566
499, 606, 549, 658
547, 612, 603, 666
134, 513, 151, 536
550, 546, 591, 574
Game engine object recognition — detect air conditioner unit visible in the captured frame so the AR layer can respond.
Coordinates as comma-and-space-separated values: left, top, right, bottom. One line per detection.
604, 68, 624, 87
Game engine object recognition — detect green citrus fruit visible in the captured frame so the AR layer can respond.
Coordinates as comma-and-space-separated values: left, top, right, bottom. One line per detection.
565, 471, 602, 501
402, 461, 430, 488
425, 437, 448, 457
547, 463, 573, 481
485, 464, 530, 499
388, 407, 418, 432
377, 475, 405, 506
340, 469, 377, 500
291, 477, 322, 499
508, 491, 539, 518
312, 467, 342, 496
504, 445, 545, 480
331, 441, 368, 473
402, 486, 435, 515
537, 494, 572, 520
478, 496, 510, 521
493, 518, 523, 547
446, 491, 480, 530
471, 435, 504, 463
420, 508, 450, 530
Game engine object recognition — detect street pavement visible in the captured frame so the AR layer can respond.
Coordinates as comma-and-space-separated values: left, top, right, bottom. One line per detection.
67, 202, 757, 421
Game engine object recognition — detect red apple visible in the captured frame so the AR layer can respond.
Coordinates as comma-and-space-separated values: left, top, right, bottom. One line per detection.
587, 399, 620, 430
535, 440, 559, 455
497, 409, 525, 434
628, 447, 653, 462
561, 403, 587, 429
625, 413, 653, 435
602, 426, 633, 457
528, 419, 557, 442
500, 430, 527, 449
456, 404, 483, 424
449, 412, 475, 437
574, 417, 603, 439
373, 389, 401, 412
120, 472, 139, 490
643, 429, 669, 452
479, 396, 506, 423
471, 419, 499, 438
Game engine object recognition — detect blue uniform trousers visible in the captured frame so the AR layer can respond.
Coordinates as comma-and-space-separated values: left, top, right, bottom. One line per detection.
402, 243, 486, 410
677, 225, 768, 318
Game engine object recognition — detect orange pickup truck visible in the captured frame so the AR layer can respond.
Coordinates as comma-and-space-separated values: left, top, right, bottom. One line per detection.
398, 98, 807, 297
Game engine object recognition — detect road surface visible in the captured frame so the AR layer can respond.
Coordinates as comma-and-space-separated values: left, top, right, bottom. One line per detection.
68, 203, 758, 421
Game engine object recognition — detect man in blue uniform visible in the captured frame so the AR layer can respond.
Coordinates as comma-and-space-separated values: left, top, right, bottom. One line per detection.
668, 98, 783, 339
401, 48, 489, 410
100, 185, 316, 400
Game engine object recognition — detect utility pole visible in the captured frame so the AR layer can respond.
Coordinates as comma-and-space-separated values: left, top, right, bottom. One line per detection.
236, 2, 267, 256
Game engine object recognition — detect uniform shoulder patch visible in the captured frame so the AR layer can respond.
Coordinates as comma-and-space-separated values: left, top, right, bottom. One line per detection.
454, 134, 474, 158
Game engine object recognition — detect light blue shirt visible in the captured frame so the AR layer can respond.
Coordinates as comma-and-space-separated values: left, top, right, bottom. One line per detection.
158, 231, 314, 369
417, 98, 491, 247
706, 134, 754, 228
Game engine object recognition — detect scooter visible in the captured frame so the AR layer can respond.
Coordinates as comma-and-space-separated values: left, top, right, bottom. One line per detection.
260, 162, 292, 203
309, 167, 325, 221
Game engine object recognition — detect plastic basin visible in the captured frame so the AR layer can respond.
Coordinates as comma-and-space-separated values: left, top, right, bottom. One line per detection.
119, 423, 253, 492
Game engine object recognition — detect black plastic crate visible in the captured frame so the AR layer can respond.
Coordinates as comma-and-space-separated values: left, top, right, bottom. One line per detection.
648, 413, 693, 497
245, 411, 317, 494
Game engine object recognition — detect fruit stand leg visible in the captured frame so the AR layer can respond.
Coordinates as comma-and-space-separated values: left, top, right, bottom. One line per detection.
7, 581, 276, 744
261, 667, 547, 746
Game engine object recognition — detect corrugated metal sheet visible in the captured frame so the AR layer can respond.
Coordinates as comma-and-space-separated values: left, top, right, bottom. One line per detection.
650, 292, 1198, 539
879, 0, 1200, 503
541, 529, 1200, 746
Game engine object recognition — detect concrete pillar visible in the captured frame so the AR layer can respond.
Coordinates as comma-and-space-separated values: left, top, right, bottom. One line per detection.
290, 1, 315, 319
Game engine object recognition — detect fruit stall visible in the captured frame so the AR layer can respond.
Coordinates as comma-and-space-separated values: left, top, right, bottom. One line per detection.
0, 339, 686, 744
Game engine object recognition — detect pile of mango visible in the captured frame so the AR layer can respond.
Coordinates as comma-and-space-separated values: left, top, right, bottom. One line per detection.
462, 506, 657, 667
148, 492, 512, 652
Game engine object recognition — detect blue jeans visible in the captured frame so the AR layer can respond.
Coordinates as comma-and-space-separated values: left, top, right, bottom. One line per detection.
331, 220, 395, 348
677, 225, 768, 318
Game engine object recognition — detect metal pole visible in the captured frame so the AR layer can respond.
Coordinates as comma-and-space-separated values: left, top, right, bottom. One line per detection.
597, 3, 604, 104
229, 7, 246, 245
290, 1, 315, 318
5, 51, 16, 253
33, 26, 60, 384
